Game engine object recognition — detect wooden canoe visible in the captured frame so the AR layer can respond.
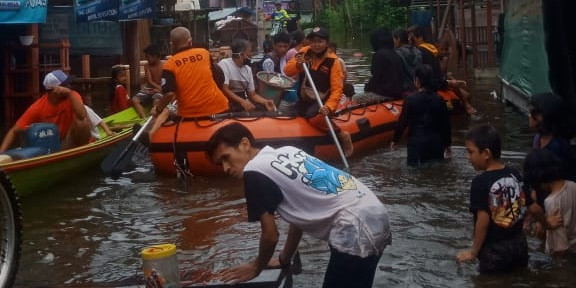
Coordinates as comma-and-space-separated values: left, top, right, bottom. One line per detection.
0, 107, 144, 197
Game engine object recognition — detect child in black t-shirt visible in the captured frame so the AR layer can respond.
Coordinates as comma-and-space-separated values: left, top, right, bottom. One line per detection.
456, 124, 528, 273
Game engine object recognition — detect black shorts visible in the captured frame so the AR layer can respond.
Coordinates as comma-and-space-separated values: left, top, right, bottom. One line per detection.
478, 233, 528, 274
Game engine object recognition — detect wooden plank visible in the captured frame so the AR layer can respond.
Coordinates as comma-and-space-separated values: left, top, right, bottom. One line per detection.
184, 269, 285, 288
14, 269, 285, 288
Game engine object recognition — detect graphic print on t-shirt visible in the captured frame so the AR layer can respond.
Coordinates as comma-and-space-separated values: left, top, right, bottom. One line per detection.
270, 150, 361, 196
488, 175, 526, 228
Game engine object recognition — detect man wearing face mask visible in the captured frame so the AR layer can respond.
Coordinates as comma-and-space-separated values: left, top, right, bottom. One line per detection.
153, 27, 229, 118
218, 39, 276, 112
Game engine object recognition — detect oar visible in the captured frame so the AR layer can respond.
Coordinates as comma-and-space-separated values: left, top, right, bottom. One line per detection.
101, 116, 154, 178
301, 63, 350, 169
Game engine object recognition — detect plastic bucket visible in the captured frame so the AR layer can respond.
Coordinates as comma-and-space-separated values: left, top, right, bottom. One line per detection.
141, 243, 181, 288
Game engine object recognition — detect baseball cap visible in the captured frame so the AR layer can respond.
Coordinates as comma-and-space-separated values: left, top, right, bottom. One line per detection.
43, 70, 73, 90
307, 27, 329, 40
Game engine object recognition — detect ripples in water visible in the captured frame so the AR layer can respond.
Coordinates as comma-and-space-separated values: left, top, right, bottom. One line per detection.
15, 55, 576, 287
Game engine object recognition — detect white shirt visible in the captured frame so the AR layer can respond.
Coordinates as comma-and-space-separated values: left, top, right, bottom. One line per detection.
245, 145, 391, 257
85, 105, 102, 139
545, 180, 576, 253
218, 57, 255, 94
262, 55, 287, 76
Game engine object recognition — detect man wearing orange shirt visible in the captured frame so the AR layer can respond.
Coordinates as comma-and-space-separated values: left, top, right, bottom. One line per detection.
0, 70, 91, 153
153, 27, 228, 118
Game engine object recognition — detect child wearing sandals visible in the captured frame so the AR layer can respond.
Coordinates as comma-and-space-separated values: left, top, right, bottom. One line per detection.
524, 148, 576, 254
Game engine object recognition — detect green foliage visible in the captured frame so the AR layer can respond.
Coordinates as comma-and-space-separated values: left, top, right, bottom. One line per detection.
315, 6, 346, 32
312, 0, 409, 35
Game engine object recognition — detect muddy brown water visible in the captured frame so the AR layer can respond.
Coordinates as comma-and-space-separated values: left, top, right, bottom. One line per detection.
14, 48, 576, 287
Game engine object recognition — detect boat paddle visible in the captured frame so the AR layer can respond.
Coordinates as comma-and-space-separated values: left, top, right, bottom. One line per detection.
101, 116, 154, 179
301, 63, 350, 169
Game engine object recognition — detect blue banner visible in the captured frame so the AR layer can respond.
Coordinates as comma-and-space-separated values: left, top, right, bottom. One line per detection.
75, 0, 119, 22
119, 0, 155, 20
41, 6, 122, 55
0, 0, 47, 23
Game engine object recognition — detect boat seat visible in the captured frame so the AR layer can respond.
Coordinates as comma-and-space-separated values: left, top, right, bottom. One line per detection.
23, 122, 61, 153
2, 123, 61, 161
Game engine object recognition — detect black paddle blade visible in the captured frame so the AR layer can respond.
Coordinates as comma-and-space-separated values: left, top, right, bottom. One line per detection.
100, 140, 137, 179
100, 118, 154, 179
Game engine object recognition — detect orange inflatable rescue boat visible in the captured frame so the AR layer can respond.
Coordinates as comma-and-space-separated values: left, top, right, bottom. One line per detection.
149, 101, 460, 177
149, 72, 462, 177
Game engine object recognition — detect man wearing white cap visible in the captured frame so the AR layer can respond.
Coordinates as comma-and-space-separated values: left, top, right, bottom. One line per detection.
0, 70, 91, 152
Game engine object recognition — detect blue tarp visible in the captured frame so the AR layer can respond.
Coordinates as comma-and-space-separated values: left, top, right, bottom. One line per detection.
0, 0, 47, 23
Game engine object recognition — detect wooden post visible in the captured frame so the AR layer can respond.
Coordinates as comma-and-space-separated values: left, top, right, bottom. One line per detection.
470, 1, 478, 68
124, 20, 141, 94
257, 4, 266, 53
458, 0, 467, 70
438, 0, 453, 40
138, 19, 151, 55
436, 0, 441, 38
81, 54, 91, 104
27, 24, 40, 98
81, 55, 90, 78
60, 38, 71, 72
486, 0, 495, 65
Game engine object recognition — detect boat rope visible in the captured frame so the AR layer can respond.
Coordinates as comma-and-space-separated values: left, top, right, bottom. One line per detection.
172, 117, 192, 179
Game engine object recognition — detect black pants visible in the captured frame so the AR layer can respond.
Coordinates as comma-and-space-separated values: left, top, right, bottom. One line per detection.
407, 135, 445, 166
295, 100, 341, 134
478, 233, 528, 274
322, 246, 381, 288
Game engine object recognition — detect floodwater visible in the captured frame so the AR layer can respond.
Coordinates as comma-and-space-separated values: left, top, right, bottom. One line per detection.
13, 49, 576, 287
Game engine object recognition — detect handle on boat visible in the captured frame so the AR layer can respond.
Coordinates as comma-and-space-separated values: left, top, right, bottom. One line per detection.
100, 116, 154, 178
301, 63, 350, 169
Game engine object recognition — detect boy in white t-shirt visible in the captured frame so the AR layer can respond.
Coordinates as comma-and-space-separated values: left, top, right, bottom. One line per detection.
206, 123, 391, 287
84, 105, 115, 140
524, 148, 576, 254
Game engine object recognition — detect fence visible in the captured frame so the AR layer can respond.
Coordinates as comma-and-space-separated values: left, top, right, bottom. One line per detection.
456, 26, 498, 68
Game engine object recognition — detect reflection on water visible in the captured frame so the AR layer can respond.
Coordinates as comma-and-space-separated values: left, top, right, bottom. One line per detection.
15, 50, 576, 287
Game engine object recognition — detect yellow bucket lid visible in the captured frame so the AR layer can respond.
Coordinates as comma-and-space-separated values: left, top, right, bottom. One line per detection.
141, 243, 177, 260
